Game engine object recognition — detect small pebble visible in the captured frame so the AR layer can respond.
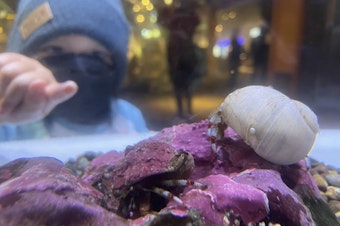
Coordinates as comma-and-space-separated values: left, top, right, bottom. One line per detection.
329, 200, 340, 212
325, 174, 340, 187
76, 157, 90, 171
325, 186, 340, 200
313, 173, 328, 192
309, 163, 329, 175
336, 211, 340, 220
319, 191, 328, 202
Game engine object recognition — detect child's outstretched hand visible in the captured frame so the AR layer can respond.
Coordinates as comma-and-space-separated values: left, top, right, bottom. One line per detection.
0, 52, 78, 124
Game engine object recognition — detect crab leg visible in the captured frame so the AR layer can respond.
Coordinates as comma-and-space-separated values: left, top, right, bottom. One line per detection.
148, 187, 183, 205
160, 179, 207, 189
208, 110, 227, 152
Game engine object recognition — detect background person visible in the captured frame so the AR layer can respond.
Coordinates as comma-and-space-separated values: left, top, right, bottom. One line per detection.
227, 29, 244, 90
250, 23, 270, 85
159, 3, 206, 120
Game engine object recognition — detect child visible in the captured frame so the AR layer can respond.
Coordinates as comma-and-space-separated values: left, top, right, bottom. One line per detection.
0, 0, 148, 140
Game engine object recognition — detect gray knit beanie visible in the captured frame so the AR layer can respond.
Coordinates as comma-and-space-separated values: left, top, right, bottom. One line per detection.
7, 0, 130, 86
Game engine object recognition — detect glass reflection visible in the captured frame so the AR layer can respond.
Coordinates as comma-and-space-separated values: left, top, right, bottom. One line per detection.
1, 0, 340, 131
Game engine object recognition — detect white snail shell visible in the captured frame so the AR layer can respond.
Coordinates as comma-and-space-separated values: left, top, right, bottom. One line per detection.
220, 85, 319, 165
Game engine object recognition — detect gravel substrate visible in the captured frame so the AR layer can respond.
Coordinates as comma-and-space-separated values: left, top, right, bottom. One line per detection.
308, 158, 340, 223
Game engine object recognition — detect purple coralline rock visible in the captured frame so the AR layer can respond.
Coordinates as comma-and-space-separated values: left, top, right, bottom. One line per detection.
178, 174, 269, 225
232, 169, 315, 225
153, 120, 219, 179
151, 120, 322, 225
103, 140, 194, 190
82, 150, 124, 185
82, 140, 195, 219
0, 157, 127, 226
153, 120, 276, 179
0, 120, 329, 225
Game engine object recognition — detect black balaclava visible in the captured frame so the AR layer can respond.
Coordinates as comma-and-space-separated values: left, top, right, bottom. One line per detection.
41, 53, 116, 125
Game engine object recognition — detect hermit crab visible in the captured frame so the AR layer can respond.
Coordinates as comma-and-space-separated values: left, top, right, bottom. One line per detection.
89, 140, 204, 219
208, 85, 319, 165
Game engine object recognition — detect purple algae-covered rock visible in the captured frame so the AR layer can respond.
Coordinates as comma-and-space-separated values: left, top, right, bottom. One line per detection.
154, 120, 280, 177
82, 150, 124, 185
0, 120, 330, 225
154, 120, 319, 185
151, 120, 324, 224
154, 120, 215, 163
153, 120, 225, 179
279, 160, 321, 198
153, 120, 281, 179
178, 174, 269, 225
107, 140, 194, 190
79, 120, 321, 225
0, 157, 127, 226
82, 139, 195, 219
232, 169, 315, 226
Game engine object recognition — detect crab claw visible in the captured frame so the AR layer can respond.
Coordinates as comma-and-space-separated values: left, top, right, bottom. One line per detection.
208, 110, 227, 153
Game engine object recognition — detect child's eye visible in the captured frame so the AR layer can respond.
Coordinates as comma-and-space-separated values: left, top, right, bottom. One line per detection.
39, 46, 64, 54
92, 51, 113, 65
33, 46, 65, 60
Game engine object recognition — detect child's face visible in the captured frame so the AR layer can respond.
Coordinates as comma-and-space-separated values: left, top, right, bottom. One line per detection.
31, 35, 116, 124
32, 34, 112, 65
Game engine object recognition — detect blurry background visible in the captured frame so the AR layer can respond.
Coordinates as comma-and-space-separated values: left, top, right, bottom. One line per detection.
1, 0, 340, 131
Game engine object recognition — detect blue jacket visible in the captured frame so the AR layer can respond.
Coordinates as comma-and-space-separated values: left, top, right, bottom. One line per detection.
0, 99, 148, 141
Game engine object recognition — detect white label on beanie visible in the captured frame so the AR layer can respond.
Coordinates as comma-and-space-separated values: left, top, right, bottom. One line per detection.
19, 2, 54, 40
